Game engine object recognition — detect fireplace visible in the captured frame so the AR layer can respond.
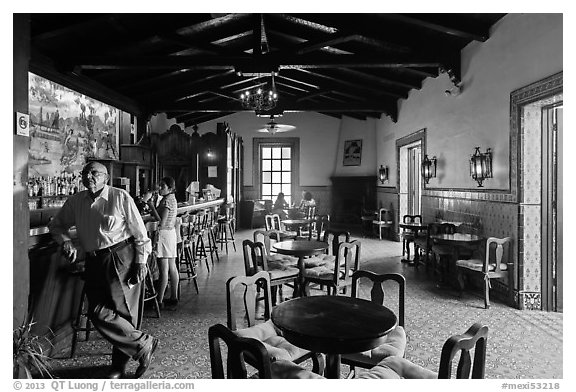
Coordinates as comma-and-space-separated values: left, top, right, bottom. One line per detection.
330, 176, 377, 226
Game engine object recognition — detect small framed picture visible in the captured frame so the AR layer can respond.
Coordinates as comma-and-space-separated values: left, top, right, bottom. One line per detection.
343, 139, 362, 166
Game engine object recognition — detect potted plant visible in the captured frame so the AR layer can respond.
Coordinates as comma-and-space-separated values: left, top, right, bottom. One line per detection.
13, 318, 53, 379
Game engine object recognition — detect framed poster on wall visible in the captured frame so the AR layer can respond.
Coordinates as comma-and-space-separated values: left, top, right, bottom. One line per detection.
343, 139, 362, 166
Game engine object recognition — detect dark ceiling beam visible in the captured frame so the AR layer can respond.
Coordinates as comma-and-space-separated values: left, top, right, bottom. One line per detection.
184, 112, 232, 127
69, 53, 443, 70
32, 15, 114, 42
157, 32, 240, 55
295, 69, 408, 99
381, 14, 489, 42
143, 70, 238, 101
152, 100, 393, 113
276, 14, 338, 34
296, 89, 333, 101
290, 33, 358, 54
253, 14, 263, 55
176, 13, 250, 36
333, 68, 420, 90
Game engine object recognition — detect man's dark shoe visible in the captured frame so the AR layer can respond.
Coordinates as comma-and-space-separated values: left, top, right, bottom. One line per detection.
164, 298, 178, 311
134, 338, 158, 378
106, 368, 125, 379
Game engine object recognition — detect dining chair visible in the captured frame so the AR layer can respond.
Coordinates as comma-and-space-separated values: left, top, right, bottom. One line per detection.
242, 239, 299, 304
373, 208, 393, 240
429, 222, 457, 281
253, 229, 298, 264
302, 240, 361, 296
208, 323, 324, 379
299, 214, 330, 241
401, 214, 422, 260
216, 203, 236, 254
143, 221, 161, 318
264, 214, 298, 240
456, 237, 513, 309
368, 323, 489, 379
225, 271, 324, 374
341, 271, 407, 374
302, 229, 350, 269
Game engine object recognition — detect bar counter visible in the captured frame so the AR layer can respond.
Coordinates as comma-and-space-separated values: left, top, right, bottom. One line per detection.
28, 198, 224, 355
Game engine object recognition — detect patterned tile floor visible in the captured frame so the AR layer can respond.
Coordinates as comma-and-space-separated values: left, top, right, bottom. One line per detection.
47, 229, 563, 379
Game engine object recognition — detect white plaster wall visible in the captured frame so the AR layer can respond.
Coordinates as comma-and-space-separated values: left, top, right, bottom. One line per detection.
376, 13, 563, 190
194, 111, 341, 186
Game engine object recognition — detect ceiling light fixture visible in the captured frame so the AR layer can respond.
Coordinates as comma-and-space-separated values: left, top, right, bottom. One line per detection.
240, 73, 278, 112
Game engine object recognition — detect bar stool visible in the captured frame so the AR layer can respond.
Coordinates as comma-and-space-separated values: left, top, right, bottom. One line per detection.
216, 203, 237, 254
144, 221, 161, 318
69, 262, 92, 358
178, 214, 199, 295
204, 207, 220, 263
192, 211, 212, 272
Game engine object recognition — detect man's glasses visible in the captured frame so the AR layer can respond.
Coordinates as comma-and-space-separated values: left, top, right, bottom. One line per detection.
81, 170, 107, 178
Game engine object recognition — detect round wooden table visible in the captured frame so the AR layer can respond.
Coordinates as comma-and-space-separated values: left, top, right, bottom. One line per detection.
429, 233, 484, 287
273, 240, 328, 296
271, 296, 398, 378
281, 218, 313, 235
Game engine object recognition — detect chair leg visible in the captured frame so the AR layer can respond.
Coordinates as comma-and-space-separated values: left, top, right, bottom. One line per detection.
484, 277, 491, 309
311, 352, 325, 376
145, 270, 161, 318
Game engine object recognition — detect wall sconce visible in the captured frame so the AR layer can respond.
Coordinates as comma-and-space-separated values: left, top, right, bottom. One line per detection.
206, 148, 214, 158
421, 155, 437, 184
470, 147, 492, 187
378, 165, 389, 184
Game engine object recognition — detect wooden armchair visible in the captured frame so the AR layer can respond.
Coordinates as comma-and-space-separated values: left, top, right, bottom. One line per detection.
373, 208, 393, 240
208, 323, 323, 379
225, 272, 324, 374
241, 239, 299, 304
369, 323, 488, 379
456, 237, 513, 309
401, 214, 422, 260
302, 240, 361, 296
264, 214, 297, 240
342, 271, 407, 373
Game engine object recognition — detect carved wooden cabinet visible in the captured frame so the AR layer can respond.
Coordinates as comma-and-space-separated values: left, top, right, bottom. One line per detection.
150, 123, 242, 204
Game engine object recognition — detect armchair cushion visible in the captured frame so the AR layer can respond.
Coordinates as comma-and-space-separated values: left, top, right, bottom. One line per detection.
303, 254, 335, 268
343, 326, 406, 366
270, 360, 325, 379
235, 320, 310, 362
456, 258, 508, 272
376, 356, 438, 379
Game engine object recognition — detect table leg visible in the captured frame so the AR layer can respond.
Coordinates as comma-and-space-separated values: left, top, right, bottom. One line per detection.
325, 354, 341, 379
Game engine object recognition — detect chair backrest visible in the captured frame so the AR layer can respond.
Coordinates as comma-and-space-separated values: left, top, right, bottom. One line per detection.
333, 240, 361, 286
252, 229, 283, 255
438, 323, 489, 379
208, 323, 273, 379
351, 270, 405, 327
376, 208, 393, 223
403, 214, 422, 224
321, 229, 351, 256
483, 237, 512, 273
226, 271, 273, 330
305, 214, 330, 241
242, 239, 266, 277
303, 205, 316, 219
225, 203, 236, 221
264, 214, 282, 231
428, 222, 456, 236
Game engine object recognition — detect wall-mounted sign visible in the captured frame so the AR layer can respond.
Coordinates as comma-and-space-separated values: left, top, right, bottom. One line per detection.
16, 112, 29, 136
208, 166, 217, 178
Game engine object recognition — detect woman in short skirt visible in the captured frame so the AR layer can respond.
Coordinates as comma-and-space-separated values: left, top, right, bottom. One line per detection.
146, 176, 179, 310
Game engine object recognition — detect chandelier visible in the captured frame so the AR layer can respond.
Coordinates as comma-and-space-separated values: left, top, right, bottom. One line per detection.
240, 73, 278, 112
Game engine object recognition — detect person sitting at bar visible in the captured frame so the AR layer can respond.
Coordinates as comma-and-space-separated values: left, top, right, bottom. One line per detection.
48, 161, 158, 379
144, 176, 179, 311
299, 191, 316, 209
272, 192, 289, 219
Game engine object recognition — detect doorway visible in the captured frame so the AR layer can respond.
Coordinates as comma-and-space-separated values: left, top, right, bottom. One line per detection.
542, 105, 563, 312
396, 129, 426, 225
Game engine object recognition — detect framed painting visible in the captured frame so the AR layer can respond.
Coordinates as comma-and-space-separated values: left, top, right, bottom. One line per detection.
28, 72, 120, 178
343, 139, 362, 166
